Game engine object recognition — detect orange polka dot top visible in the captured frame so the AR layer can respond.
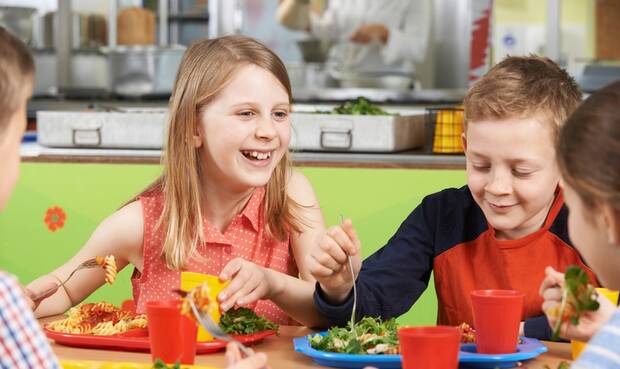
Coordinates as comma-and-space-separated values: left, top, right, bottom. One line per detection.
131, 187, 297, 324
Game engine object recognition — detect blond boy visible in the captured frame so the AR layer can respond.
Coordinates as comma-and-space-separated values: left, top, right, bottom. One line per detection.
309, 56, 598, 339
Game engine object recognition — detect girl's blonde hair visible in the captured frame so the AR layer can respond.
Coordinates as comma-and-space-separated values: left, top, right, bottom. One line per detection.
141, 35, 300, 270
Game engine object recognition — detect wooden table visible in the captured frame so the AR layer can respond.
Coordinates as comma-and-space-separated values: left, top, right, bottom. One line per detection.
47, 324, 573, 369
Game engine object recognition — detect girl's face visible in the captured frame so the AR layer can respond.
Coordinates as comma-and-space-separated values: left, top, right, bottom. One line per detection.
197, 64, 291, 192
563, 181, 620, 289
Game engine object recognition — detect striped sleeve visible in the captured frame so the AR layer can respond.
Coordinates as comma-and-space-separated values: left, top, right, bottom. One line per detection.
572, 308, 620, 369
0, 272, 60, 369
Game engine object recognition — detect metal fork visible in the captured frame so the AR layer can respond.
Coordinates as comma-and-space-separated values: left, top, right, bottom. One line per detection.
340, 215, 358, 340
172, 289, 254, 358
33, 258, 100, 303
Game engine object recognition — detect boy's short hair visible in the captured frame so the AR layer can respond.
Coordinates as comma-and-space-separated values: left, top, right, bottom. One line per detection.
463, 55, 582, 137
0, 26, 34, 135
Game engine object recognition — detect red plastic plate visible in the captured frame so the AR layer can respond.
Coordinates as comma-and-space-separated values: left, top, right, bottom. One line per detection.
44, 327, 276, 354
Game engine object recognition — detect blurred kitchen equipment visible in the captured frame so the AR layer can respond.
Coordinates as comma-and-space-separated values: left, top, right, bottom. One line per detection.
0, 6, 36, 44
108, 45, 185, 97
329, 67, 414, 90
42, 12, 107, 49
425, 107, 464, 154
117, 6, 156, 45
577, 62, 620, 93
296, 37, 330, 63
37, 108, 168, 149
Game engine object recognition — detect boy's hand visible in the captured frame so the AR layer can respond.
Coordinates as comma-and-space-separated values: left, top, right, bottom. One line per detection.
225, 342, 270, 369
307, 219, 362, 304
218, 258, 278, 311
540, 266, 614, 341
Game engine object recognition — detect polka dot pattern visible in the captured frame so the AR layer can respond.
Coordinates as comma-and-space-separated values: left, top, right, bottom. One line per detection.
132, 187, 296, 324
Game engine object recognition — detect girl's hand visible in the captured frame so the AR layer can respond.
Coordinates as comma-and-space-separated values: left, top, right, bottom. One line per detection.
540, 266, 615, 341
225, 342, 269, 369
307, 219, 361, 304
23, 279, 60, 310
218, 258, 276, 311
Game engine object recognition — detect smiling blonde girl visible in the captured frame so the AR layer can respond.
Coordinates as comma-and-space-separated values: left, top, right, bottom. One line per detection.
28, 35, 326, 327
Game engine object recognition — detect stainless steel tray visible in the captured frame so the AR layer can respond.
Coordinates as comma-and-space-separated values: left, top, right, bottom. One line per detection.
289, 112, 425, 152
37, 109, 167, 149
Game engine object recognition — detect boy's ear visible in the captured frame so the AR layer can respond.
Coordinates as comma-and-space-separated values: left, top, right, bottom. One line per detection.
601, 204, 620, 247
461, 132, 468, 153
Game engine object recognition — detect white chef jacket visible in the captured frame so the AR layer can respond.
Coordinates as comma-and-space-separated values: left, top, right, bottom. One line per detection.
309, 0, 431, 75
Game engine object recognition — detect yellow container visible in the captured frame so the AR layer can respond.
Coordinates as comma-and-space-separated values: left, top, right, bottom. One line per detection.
432, 109, 464, 154
61, 359, 217, 369
180, 271, 230, 342
571, 288, 619, 359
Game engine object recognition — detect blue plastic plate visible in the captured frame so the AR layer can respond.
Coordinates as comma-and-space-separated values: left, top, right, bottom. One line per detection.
294, 333, 547, 369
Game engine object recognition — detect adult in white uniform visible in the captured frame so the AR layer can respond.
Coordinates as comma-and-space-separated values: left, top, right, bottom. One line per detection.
277, 0, 431, 77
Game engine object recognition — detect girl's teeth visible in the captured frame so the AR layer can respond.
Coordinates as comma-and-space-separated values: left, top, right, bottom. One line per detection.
243, 151, 271, 160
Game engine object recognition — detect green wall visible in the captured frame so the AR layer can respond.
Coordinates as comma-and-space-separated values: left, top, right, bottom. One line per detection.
0, 163, 466, 326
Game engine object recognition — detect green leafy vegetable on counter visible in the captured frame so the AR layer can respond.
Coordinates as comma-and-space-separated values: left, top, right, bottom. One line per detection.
331, 97, 394, 116
550, 265, 600, 341
220, 307, 279, 335
309, 316, 399, 355
152, 359, 188, 369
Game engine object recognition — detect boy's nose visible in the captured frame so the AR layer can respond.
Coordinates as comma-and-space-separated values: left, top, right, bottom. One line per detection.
485, 171, 512, 195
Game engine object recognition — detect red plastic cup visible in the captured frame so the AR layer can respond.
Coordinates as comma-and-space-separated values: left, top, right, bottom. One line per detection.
146, 300, 198, 365
470, 289, 525, 354
398, 326, 460, 369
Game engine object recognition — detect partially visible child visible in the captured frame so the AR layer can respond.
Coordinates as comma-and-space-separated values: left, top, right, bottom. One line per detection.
309, 55, 598, 339
28, 35, 326, 327
539, 81, 620, 368
0, 25, 61, 369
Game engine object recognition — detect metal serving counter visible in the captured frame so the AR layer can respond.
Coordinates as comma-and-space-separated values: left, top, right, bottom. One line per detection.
20, 142, 465, 169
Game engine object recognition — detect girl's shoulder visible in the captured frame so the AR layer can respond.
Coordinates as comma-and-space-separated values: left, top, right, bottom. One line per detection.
286, 169, 318, 204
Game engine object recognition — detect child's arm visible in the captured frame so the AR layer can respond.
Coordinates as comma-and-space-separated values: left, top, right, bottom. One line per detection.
311, 197, 437, 327
287, 169, 325, 282
27, 201, 144, 318
218, 170, 329, 327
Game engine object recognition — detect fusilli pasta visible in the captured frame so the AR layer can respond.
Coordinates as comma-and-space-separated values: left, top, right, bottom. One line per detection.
46, 302, 147, 335
96, 255, 117, 284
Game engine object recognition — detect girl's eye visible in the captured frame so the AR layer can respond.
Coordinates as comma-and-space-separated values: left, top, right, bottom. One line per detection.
238, 111, 256, 118
273, 111, 289, 121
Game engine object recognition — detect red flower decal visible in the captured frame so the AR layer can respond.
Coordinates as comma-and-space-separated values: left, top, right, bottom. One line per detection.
44, 206, 67, 232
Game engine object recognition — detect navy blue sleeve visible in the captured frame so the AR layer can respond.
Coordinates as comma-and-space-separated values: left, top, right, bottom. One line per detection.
314, 195, 437, 327
524, 314, 553, 340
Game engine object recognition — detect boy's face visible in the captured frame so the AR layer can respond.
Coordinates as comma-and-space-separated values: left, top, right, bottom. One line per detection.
463, 117, 560, 240
563, 182, 620, 290
0, 85, 30, 210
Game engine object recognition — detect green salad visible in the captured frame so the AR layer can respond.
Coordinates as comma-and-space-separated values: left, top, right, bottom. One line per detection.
220, 307, 279, 335
329, 97, 394, 116
152, 360, 188, 369
309, 317, 399, 355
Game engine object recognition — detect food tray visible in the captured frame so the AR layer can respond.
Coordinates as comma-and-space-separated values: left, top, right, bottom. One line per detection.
46, 327, 275, 354
61, 359, 217, 369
